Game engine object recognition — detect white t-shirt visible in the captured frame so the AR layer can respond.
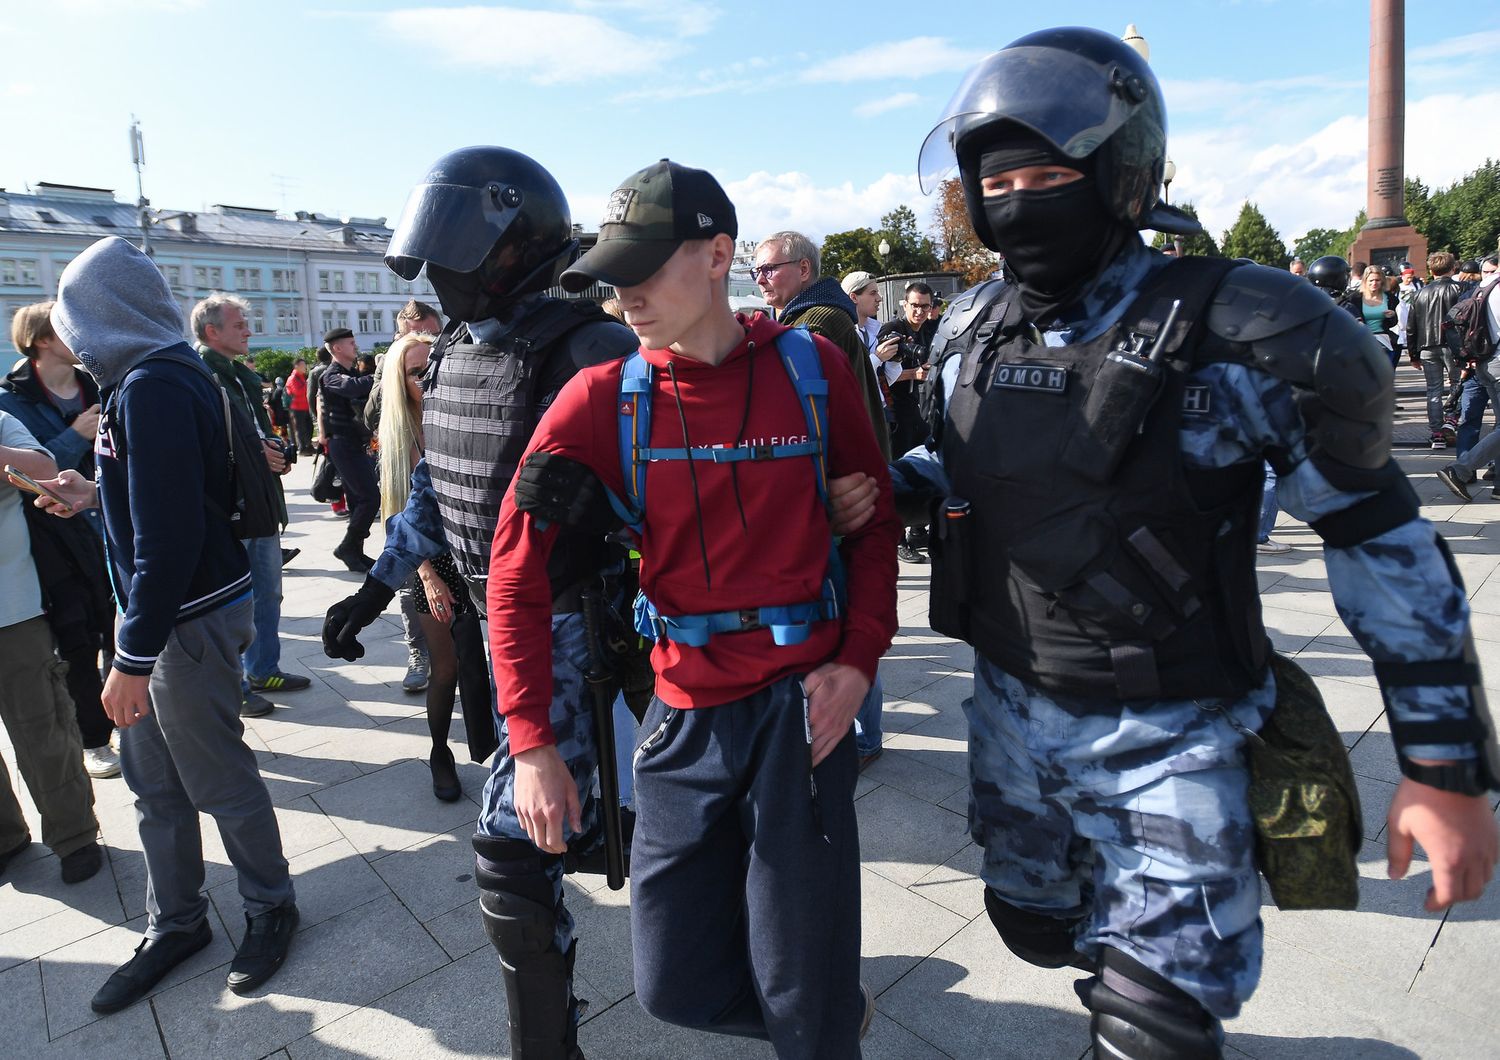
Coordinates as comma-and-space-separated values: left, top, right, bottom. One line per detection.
0, 411, 45, 630
858, 318, 900, 406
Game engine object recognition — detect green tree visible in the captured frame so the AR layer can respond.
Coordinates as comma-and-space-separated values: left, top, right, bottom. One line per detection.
875, 205, 940, 274
1292, 227, 1345, 263
1405, 160, 1500, 257
1220, 202, 1290, 268
819, 227, 882, 280
929, 178, 997, 286
1148, 202, 1220, 257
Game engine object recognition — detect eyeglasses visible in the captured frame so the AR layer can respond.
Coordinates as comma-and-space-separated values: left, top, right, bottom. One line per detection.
905, 301, 934, 312
750, 259, 799, 282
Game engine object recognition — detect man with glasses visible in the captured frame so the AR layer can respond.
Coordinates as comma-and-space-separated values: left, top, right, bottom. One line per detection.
878, 282, 939, 561
752, 232, 891, 460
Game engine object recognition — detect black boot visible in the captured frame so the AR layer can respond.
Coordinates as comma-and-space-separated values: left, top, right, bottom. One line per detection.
1078, 948, 1221, 1059
430, 745, 462, 802
333, 531, 374, 573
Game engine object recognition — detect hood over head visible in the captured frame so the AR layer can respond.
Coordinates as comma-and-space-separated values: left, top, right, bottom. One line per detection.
53, 237, 187, 390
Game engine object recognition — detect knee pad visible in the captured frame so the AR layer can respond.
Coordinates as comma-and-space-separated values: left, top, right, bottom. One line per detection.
1078, 948, 1221, 1060
983, 887, 1086, 970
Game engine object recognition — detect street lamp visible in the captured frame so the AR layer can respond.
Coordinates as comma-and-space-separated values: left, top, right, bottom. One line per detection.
877, 238, 890, 260
1162, 159, 1176, 205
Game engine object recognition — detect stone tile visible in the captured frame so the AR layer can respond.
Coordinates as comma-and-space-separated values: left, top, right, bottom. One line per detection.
1225, 935, 1487, 1059
1346, 717, 1401, 785
881, 660, 959, 701
152, 893, 449, 1060
908, 842, 986, 920
1261, 605, 1337, 643
576, 994, 775, 1059
855, 785, 972, 889
881, 725, 969, 780
938, 784, 969, 817
878, 915, 1091, 1059
1307, 676, 1385, 748
369, 826, 476, 923
0, 847, 127, 973
285, 713, 434, 776
285, 947, 504, 1059
860, 1012, 951, 1059
1259, 841, 1442, 993
37, 993, 168, 1059
209, 837, 390, 947
39, 905, 235, 1040
254, 751, 364, 807
1291, 635, 1378, 688
0, 959, 51, 1053
856, 747, 967, 806
1408, 870, 1500, 1032
270, 796, 346, 861
422, 898, 486, 962
1352, 773, 1397, 842
566, 875, 637, 1008
309, 759, 479, 859
860, 867, 969, 997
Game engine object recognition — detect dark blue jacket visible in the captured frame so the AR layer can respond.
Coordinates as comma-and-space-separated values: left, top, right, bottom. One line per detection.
0, 359, 104, 535
95, 345, 251, 674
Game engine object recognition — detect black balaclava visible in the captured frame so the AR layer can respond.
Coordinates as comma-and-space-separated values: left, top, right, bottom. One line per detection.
969, 125, 1135, 326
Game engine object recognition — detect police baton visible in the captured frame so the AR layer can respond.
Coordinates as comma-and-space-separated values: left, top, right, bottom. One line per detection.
580, 588, 626, 891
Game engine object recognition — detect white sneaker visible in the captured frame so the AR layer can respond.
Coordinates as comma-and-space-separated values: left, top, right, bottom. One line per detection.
1256, 539, 1293, 555
84, 745, 122, 779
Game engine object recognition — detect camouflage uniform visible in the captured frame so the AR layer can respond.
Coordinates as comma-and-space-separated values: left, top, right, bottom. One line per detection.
902, 240, 1478, 1018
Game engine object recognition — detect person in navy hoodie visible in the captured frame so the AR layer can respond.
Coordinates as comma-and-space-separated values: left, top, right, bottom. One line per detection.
35, 236, 298, 1014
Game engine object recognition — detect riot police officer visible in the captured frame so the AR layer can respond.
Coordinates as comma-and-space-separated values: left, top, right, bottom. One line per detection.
321, 146, 638, 1060
897, 27, 1498, 1058
1306, 254, 1351, 297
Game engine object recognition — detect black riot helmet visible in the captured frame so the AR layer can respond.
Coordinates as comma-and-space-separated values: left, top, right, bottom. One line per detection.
919, 26, 1199, 250
1306, 255, 1351, 296
385, 146, 577, 322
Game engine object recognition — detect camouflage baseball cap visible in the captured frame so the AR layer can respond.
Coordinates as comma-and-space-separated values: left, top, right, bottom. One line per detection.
560, 159, 737, 293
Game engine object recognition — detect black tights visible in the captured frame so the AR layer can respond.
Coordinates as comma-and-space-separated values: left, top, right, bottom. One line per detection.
418, 613, 459, 753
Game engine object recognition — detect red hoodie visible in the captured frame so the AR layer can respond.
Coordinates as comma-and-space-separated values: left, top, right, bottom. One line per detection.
488, 313, 900, 754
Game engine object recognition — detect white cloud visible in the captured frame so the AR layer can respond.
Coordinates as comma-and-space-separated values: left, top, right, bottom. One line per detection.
378, 5, 680, 84
568, 0, 719, 38
854, 93, 921, 119
802, 37, 988, 84
1409, 28, 1500, 62
1162, 89, 1500, 246
722, 170, 930, 244
3, 83, 37, 99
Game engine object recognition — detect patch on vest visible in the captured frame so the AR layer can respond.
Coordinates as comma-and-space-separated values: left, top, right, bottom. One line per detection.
1182, 384, 1212, 415
992, 363, 1068, 394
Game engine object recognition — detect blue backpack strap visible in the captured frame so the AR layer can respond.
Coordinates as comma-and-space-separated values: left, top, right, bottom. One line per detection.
773, 328, 830, 509
613, 350, 652, 530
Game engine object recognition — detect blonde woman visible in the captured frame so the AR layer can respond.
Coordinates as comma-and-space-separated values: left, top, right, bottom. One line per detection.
378, 332, 474, 801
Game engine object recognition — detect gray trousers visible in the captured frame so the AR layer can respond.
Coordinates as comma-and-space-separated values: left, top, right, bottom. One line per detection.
120, 598, 293, 938
400, 576, 427, 657
1420, 347, 1458, 430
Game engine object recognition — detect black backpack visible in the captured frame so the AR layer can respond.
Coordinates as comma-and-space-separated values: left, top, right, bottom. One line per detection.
210, 383, 283, 539
1448, 287, 1495, 362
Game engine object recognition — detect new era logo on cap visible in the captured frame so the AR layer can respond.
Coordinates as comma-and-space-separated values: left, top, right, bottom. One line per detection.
696, 212, 714, 229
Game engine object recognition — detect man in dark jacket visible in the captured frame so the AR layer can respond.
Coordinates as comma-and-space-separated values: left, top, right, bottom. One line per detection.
45, 236, 298, 1014
318, 327, 379, 571
193, 294, 310, 708
753, 231, 892, 460
1408, 252, 1466, 447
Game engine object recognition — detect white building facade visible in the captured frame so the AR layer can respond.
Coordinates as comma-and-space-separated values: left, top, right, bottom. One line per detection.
0, 182, 440, 358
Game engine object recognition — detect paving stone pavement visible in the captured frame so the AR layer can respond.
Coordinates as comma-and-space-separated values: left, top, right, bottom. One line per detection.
3, 389, 1498, 1058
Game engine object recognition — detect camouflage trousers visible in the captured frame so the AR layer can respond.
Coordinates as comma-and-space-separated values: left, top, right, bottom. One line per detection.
966, 654, 1274, 1019
478, 611, 601, 954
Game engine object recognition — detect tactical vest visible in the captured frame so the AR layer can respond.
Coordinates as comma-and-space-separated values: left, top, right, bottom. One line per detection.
934, 257, 1271, 702
423, 299, 627, 588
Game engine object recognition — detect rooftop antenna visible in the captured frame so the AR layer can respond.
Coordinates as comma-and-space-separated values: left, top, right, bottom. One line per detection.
130, 116, 153, 257
270, 173, 298, 215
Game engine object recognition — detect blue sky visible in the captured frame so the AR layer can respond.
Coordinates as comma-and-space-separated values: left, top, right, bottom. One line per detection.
3, 1, 1497, 249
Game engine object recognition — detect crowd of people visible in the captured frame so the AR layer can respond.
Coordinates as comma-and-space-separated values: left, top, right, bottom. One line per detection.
2, 22, 1499, 1060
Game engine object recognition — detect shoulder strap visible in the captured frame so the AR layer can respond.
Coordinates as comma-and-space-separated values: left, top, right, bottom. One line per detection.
511, 298, 611, 357
772, 328, 830, 509
614, 350, 653, 528
1122, 256, 1239, 366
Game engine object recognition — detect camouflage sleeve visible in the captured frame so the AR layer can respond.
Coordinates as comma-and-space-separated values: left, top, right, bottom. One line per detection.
370, 458, 451, 590
1181, 363, 1476, 762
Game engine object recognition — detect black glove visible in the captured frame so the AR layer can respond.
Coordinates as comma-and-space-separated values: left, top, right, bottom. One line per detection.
323, 576, 396, 661
513, 452, 622, 534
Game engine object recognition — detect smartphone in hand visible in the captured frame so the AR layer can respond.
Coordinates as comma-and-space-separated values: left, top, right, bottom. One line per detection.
3, 464, 73, 512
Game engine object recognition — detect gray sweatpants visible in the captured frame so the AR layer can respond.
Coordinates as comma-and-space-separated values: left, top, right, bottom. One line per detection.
120, 598, 293, 939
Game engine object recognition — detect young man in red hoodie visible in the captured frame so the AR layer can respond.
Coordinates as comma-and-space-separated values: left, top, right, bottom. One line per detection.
487, 160, 899, 1057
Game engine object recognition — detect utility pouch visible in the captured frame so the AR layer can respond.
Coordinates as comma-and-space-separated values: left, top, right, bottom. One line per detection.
1245, 652, 1363, 910
928, 497, 974, 642
1060, 350, 1166, 484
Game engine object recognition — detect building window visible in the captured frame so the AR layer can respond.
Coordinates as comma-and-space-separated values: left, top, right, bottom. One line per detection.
372, 309, 384, 333
1, 258, 40, 286
193, 265, 223, 289
320, 309, 334, 333
330, 271, 345, 293
160, 264, 182, 289
234, 267, 263, 291
275, 302, 300, 334
318, 270, 345, 293
271, 268, 299, 292
387, 274, 413, 295
336, 309, 349, 329
250, 303, 266, 335
354, 271, 384, 294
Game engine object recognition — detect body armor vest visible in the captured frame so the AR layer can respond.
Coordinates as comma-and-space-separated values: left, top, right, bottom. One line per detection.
423, 299, 623, 591
934, 258, 1270, 702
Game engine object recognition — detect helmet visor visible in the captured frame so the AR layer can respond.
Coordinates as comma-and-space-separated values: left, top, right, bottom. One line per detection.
384, 181, 518, 279
917, 46, 1150, 193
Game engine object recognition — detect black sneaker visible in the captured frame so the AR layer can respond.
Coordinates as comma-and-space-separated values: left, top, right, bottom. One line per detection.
227, 903, 300, 995
60, 842, 103, 884
280, 547, 301, 567
1430, 433, 1448, 450
896, 543, 927, 564
240, 692, 275, 718
333, 543, 375, 573
91, 920, 213, 1014
1436, 466, 1472, 502
248, 672, 312, 694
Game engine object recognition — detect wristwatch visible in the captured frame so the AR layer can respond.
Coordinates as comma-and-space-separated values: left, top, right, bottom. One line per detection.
1397, 756, 1488, 797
